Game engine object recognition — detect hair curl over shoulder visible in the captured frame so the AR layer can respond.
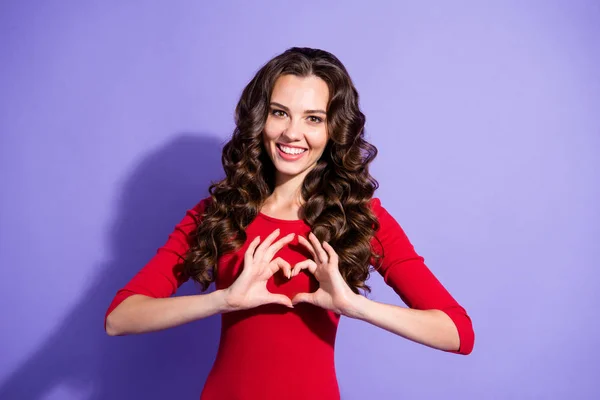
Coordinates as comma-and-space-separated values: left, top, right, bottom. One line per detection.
183, 47, 381, 294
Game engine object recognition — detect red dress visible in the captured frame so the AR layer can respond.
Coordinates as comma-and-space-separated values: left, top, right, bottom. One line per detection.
105, 197, 474, 399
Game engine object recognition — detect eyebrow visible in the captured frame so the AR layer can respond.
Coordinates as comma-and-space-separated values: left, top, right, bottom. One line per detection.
270, 102, 327, 115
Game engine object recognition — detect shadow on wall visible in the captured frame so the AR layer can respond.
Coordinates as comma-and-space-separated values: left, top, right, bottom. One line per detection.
0, 133, 226, 399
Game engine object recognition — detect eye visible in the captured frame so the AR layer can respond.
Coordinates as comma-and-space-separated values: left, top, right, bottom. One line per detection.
308, 116, 323, 124
270, 109, 287, 118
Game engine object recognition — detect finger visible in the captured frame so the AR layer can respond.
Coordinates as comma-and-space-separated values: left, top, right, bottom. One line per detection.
244, 236, 262, 265
297, 235, 318, 260
291, 259, 317, 277
309, 232, 329, 264
322, 241, 339, 265
254, 228, 281, 259
268, 293, 294, 308
264, 233, 295, 261
291, 292, 314, 306
271, 257, 293, 279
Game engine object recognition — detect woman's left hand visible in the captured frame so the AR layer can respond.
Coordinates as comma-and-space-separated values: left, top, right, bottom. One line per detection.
291, 232, 360, 316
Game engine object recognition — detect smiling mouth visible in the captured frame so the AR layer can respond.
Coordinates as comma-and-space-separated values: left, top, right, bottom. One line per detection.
277, 144, 307, 155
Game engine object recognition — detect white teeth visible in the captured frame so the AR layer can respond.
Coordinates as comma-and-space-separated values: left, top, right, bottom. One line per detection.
279, 145, 306, 155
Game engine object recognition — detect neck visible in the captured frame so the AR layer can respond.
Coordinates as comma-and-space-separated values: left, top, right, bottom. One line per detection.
271, 173, 304, 205
271, 164, 318, 205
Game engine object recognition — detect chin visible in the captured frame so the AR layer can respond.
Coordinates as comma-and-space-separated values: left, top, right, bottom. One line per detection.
274, 164, 307, 177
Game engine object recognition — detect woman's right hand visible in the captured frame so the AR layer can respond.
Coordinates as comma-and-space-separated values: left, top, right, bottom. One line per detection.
224, 228, 295, 311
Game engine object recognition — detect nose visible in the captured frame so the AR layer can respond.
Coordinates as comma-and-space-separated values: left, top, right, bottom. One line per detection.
282, 118, 303, 141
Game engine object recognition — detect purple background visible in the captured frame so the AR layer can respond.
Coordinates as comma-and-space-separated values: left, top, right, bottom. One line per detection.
1, 1, 599, 399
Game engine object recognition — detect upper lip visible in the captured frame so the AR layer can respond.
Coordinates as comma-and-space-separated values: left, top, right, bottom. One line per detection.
277, 143, 307, 150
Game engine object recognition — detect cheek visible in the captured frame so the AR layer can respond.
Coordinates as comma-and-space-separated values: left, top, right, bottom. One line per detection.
307, 128, 329, 150
263, 117, 285, 141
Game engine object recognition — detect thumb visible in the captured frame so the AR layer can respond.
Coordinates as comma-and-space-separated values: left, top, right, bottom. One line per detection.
291, 292, 314, 306
267, 293, 294, 309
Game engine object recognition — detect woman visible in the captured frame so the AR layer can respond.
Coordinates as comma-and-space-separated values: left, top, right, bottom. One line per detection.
105, 47, 475, 399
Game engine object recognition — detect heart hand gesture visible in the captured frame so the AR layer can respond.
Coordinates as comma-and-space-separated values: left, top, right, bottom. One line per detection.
225, 228, 295, 311
290, 233, 358, 315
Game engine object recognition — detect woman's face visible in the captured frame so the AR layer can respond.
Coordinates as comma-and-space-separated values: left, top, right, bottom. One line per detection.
263, 74, 329, 183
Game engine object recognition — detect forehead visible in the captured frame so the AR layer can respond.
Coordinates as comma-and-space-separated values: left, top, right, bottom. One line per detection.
270, 74, 329, 109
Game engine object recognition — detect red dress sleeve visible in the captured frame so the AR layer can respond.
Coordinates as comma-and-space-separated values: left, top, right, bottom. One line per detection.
104, 197, 211, 329
369, 198, 475, 355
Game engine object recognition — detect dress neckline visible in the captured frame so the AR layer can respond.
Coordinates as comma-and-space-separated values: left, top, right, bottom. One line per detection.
257, 212, 306, 224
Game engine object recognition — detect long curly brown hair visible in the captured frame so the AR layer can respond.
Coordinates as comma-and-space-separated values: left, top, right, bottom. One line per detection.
183, 47, 381, 294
